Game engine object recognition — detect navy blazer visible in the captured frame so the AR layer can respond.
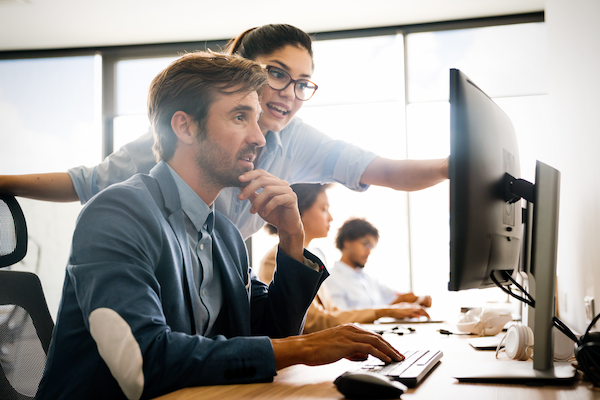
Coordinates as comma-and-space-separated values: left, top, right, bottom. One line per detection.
36, 162, 327, 400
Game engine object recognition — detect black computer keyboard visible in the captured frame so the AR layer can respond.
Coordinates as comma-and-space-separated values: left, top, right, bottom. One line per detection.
356, 349, 443, 387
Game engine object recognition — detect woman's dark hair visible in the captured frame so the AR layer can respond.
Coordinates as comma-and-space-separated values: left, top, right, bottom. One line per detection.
335, 218, 379, 250
265, 183, 331, 235
225, 24, 314, 69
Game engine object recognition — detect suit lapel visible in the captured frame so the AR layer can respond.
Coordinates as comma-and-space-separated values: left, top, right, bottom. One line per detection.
150, 162, 202, 334
213, 229, 251, 336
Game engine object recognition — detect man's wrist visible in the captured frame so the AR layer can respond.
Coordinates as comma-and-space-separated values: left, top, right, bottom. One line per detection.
278, 228, 304, 263
271, 337, 303, 370
374, 308, 388, 320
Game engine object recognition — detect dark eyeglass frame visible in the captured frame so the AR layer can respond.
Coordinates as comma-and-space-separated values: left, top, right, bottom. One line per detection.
265, 65, 318, 101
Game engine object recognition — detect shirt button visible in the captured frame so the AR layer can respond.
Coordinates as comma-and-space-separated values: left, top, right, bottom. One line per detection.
200, 244, 204, 250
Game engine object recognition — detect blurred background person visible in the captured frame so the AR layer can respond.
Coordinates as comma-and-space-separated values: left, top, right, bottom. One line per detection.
258, 184, 429, 333
325, 218, 432, 311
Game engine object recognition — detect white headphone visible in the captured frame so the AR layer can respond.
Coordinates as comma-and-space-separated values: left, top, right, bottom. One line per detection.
503, 324, 534, 360
456, 308, 513, 336
496, 324, 575, 361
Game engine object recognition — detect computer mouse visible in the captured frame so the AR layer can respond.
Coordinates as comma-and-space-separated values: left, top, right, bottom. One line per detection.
334, 371, 407, 399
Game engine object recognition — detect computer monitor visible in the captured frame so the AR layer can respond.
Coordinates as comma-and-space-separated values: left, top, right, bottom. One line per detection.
448, 69, 575, 383
448, 69, 522, 292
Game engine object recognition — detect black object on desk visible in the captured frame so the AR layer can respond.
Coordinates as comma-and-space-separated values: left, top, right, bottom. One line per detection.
374, 326, 416, 336
375, 316, 444, 324
334, 371, 406, 399
438, 329, 473, 336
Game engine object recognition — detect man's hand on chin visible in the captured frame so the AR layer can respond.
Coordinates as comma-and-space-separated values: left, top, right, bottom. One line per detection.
237, 169, 304, 262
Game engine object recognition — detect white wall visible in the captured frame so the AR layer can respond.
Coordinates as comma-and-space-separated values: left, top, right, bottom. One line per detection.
0, 0, 544, 51
546, 0, 600, 332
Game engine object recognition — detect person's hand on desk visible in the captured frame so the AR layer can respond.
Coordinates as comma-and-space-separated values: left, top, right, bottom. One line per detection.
374, 304, 430, 320
392, 292, 432, 308
271, 324, 404, 370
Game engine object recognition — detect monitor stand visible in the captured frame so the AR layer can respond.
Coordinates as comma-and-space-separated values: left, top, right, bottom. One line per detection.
453, 361, 576, 385
454, 162, 577, 386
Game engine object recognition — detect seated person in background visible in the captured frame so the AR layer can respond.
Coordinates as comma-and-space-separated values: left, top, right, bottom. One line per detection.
259, 184, 429, 334
325, 218, 432, 312
35, 52, 402, 400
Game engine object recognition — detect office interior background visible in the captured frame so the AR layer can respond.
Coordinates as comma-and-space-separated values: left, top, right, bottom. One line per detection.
0, 0, 598, 334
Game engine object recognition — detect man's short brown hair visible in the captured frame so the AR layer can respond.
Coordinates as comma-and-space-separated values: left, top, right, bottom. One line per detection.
147, 50, 267, 162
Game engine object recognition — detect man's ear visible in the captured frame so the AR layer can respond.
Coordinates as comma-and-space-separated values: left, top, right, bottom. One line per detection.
171, 111, 198, 145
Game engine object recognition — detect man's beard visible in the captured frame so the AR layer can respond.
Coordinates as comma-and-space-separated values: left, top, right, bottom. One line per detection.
195, 141, 258, 189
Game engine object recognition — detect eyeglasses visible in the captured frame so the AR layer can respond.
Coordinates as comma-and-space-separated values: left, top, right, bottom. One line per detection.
265, 66, 318, 101
359, 239, 377, 251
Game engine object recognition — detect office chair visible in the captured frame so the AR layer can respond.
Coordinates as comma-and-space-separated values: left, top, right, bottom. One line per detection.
0, 195, 54, 400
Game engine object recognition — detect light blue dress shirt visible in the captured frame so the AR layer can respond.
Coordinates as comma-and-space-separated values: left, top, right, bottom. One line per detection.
68, 117, 379, 239
167, 164, 222, 336
324, 260, 398, 310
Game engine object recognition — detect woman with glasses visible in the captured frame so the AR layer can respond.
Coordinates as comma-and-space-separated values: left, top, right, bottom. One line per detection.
0, 24, 448, 240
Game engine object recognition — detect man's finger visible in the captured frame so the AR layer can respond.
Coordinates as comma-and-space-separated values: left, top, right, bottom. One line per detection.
238, 175, 285, 201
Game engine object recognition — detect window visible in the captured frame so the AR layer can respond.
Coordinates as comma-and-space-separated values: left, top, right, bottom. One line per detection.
0, 55, 101, 316
0, 15, 547, 319
0, 56, 101, 173
113, 56, 177, 150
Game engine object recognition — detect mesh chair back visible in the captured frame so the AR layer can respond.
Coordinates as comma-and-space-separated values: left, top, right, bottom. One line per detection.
0, 196, 54, 400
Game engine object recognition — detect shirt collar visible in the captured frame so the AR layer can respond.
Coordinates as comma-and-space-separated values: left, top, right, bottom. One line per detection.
166, 164, 214, 234
338, 260, 364, 276
265, 130, 283, 155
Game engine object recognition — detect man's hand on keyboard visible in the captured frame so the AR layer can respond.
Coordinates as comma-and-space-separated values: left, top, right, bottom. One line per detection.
271, 324, 404, 370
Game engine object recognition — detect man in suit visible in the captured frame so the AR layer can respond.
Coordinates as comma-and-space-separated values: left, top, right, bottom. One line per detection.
36, 52, 402, 400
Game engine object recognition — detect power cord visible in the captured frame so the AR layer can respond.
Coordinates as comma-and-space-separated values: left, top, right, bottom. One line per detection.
553, 314, 600, 387
438, 329, 472, 336
490, 270, 535, 307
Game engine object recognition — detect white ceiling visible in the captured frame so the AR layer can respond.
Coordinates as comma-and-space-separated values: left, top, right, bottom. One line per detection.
0, 0, 544, 52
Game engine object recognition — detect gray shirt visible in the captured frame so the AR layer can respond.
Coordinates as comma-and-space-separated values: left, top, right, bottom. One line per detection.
167, 164, 222, 336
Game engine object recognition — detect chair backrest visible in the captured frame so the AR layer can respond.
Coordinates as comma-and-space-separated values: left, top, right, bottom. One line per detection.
0, 195, 27, 267
0, 195, 54, 400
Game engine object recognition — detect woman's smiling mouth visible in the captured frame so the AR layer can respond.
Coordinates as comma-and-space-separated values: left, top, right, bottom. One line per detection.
267, 102, 290, 117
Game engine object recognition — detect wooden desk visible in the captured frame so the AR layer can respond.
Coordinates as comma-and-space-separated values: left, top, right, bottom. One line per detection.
155, 323, 600, 400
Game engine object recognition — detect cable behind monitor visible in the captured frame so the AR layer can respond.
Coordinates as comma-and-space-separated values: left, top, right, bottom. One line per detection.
491, 269, 600, 386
